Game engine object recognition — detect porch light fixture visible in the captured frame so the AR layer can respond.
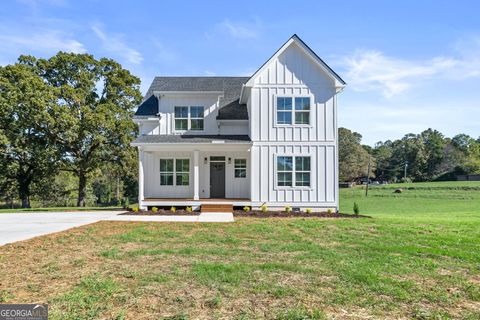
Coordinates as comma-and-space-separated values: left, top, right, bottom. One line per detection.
228, 157, 232, 164
204, 157, 208, 164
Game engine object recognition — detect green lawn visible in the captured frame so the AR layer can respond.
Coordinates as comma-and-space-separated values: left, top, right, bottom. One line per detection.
0, 181, 479, 319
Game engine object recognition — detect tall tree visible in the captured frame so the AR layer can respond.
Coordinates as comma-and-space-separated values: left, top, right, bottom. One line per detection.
21, 53, 142, 206
0, 63, 59, 208
338, 127, 373, 181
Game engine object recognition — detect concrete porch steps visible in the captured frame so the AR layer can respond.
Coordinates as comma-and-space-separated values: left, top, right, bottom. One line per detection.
201, 203, 233, 213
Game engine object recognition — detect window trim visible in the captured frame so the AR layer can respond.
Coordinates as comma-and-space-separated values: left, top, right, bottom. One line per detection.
274, 154, 313, 190
234, 158, 247, 178
159, 157, 190, 187
274, 95, 313, 128
173, 106, 205, 132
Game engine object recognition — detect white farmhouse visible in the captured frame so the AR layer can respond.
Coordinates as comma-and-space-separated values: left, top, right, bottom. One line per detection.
132, 34, 346, 212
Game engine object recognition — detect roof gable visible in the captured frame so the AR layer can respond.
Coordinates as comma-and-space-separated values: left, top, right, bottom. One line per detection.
244, 34, 346, 88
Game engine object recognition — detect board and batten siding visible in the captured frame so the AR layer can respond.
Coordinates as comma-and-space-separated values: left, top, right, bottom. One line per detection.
247, 41, 339, 208
250, 144, 337, 207
143, 150, 250, 199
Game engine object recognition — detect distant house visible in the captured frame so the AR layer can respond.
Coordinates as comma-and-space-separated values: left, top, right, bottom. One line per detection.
132, 35, 346, 211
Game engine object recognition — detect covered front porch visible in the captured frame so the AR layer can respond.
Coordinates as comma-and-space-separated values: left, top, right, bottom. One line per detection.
136, 139, 252, 210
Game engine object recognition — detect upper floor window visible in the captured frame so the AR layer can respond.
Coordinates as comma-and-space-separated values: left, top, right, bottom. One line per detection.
276, 97, 310, 125
276, 156, 311, 187
174, 106, 204, 131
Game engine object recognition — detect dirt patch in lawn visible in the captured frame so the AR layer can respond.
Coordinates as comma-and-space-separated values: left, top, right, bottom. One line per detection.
233, 210, 370, 218
120, 209, 200, 216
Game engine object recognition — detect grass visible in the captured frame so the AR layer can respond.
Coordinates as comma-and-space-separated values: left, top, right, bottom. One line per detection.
0, 206, 123, 213
0, 181, 478, 319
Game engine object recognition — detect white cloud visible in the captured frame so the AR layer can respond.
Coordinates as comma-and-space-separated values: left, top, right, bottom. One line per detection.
216, 18, 262, 39
91, 24, 143, 65
0, 30, 86, 54
204, 70, 216, 76
339, 37, 480, 98
220, 19, 258, 39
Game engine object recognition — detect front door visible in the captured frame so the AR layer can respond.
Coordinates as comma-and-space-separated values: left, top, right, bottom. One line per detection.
210, 162, 225, 198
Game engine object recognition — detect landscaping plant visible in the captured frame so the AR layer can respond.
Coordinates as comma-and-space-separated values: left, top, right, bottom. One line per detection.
151, 207, 158, 213
186, 206, 193, 212
243, 206, 250, 212
305, 208, 313, 214
285, 205, 292, 213
261, 204, 268, 213
353, 202, 360, 215
171, 206, 176, 213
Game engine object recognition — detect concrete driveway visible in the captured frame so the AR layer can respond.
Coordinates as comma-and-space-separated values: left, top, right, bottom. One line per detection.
0, 211, 234, 246
0, 211, 120, 246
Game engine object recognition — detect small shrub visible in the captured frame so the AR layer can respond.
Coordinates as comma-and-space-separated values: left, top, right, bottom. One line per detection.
186, 206, 193, 212
353, 202, 360, 215
170, 206, 176, 213
243, 206, 250, 212
327, 208, 333, 214
123, 197, 130, 209
151, 207, 158, 213
305, 208, 312, 214
132, 206, 139, 213
285, 205, 292, 213
261, 204, 268, 213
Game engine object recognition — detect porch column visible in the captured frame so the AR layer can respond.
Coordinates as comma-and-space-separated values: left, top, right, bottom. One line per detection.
138, 148, 146, 210
193, 150, 199, 200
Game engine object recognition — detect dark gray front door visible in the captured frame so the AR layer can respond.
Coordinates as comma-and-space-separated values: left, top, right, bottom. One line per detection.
210, 162, 225, 198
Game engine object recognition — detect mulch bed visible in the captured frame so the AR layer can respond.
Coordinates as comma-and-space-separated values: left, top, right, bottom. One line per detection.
233, 210, 370, 218
120, 210, 200, 216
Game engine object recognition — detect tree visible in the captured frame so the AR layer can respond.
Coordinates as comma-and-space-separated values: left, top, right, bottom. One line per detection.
21, 53, 142, 206
420, 128, 446, 179
0, 63, 59, 207
338, 127, 373, 181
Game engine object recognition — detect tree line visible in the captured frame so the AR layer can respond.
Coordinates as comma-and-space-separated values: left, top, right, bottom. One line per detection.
0, 53, 142, 208
339, 127, 480, 182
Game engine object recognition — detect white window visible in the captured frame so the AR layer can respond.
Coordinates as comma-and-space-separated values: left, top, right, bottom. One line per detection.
175, 159, 190, 186
174, 106, 204, 131
276, 97, 310, 125
190, 106, 204, 131
160, 159, 174, 185
276, 156, 311, 187
234, 159, 247, 178
160, 158, 189, 186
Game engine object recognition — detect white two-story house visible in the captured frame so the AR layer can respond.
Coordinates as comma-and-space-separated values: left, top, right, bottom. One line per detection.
132, 34, 346, 211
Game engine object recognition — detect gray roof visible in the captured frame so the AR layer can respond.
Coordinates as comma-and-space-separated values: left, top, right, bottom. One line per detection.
132, 134, 251, 145
135, 77, 249, 120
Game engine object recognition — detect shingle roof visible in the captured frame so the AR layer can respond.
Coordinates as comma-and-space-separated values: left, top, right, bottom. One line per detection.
134, 95, 158, 116
135, 77, 249, 120
131, 134, 251, 145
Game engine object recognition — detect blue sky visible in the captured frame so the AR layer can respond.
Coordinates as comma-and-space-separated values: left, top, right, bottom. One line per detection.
1, 0, 479, 145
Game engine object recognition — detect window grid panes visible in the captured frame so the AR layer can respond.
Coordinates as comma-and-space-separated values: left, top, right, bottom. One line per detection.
277, 156, 311, 187
277, 156, 293, 186
190, 106, 204, 131
160, 158, 190, 186
160, 159, 174, 185
276, 97, 310, 125
174, 106, 204, 131
295, 157, 311, 187
234, 159, 247, 178
174, 106, 188, 131
175, 159, 190, 186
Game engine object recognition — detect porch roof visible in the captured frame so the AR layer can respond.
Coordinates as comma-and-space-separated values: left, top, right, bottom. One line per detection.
132, 134, 251, 145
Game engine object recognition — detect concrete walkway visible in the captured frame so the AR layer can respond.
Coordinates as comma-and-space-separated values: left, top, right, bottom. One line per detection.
0, 211, 234, 246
